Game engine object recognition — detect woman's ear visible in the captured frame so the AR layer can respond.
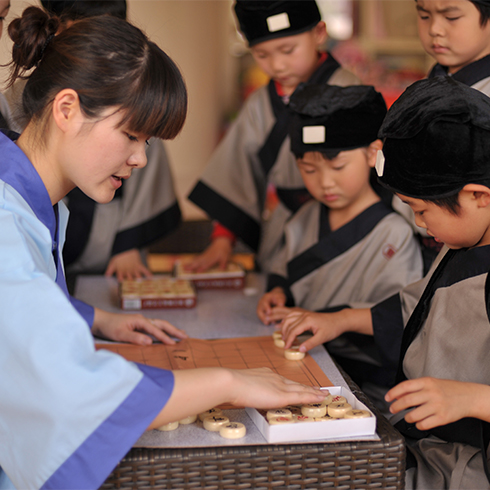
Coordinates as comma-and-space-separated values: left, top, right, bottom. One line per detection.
52, 89, 81, 133
367, 139, 383, 168
461, 184, 490, 208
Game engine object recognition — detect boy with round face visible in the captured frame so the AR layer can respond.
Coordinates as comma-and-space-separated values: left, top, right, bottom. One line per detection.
417, 0, 490, 76
257, 84, 423, 401
187, 0, 360, 274
278, 77, 490, 488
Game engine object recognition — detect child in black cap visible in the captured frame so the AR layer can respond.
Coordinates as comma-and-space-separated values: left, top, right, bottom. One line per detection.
280, 76, 490, 488
257, 84, 423, 405
187, 0, 359, 274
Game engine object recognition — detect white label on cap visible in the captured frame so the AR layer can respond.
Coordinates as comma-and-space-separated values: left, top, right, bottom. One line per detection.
375, 150, 385, 177
267, 12, 290, 32
303, 126, 326, 144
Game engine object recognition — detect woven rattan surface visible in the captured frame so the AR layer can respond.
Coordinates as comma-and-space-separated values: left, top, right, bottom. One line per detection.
101, 378, 405, 490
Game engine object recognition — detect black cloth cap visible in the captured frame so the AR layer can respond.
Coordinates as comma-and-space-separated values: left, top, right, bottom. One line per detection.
378, 76, 490, 199
288, 84, 387, 156
234, 1, 321, 47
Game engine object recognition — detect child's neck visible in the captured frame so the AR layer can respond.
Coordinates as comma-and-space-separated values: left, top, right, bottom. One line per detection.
275, 52, 327, 97
328, 187, 380, 231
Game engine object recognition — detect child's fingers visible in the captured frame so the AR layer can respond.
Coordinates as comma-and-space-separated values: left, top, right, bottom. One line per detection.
385, 378, 425, 402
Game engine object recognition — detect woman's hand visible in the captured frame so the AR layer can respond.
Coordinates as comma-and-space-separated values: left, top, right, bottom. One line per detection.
92, 308, 188, 345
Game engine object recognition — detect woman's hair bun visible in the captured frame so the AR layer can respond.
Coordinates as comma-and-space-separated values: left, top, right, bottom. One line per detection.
8, 6, 60, 75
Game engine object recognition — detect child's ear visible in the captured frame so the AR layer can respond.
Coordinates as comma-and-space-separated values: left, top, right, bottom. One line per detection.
366, 139, 383, 168
52, 88, 81, 133
312, 21, 328, 46
461, 184, 490, 208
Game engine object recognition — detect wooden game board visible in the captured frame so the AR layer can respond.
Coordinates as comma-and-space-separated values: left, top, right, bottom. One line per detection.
96, 336, 332, 409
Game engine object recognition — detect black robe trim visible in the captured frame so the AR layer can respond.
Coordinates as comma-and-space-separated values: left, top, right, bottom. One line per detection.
286, 201, 392, 285
258, 52, 341, 178
188, 181, 261, 251
428, 54, 490, 87
63, 188, 97, 267
275, 187, 312, 213
395, 246, 490, 483
112, 202, 181, 256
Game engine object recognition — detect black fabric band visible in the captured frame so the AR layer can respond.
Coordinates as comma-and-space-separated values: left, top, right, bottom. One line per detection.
188, 181, 261, 251
274, 187, 311, 213
0, 111, 9, 130
63, 188, 97, 267
112, 202, 181, 255
257, 52, 341, 177
286, 201, 391, 285
428, 54, 490, 87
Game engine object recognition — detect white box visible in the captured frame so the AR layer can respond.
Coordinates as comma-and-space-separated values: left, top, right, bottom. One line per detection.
245, 386, 376, 444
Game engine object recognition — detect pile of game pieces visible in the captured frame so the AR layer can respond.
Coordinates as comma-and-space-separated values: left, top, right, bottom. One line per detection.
119, 276, 196, 310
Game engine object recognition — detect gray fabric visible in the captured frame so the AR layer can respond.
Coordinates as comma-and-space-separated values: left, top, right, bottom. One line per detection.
270, 200, 423, 310
195, 67, 360, 273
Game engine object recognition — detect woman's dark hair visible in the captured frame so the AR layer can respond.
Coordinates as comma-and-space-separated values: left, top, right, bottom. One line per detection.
6, 6, 187, 140
424, 192, 461, 215
41, 0, 127, 21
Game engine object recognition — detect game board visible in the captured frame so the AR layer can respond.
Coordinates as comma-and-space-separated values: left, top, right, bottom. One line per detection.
96, 336, 332, 409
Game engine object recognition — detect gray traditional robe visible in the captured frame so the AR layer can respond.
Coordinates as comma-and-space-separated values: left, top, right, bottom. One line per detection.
375, 247, 490, 489
188, 53, 360, 272
267, 200, 423, 311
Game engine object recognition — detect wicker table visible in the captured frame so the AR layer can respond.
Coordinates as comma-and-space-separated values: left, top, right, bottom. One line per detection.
74, 276, 406, 489
100, 376, 405, 490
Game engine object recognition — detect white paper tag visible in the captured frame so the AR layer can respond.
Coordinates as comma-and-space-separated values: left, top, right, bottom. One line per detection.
267, 12, 290, 32
303, 126, 326, 144
375, 150, 385, 177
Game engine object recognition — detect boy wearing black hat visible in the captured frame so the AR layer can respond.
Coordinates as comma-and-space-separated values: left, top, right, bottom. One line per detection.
188, 1, 359, 273
281, 76, 490, 488
392, 0, 490, 268
257, 84, 423, 403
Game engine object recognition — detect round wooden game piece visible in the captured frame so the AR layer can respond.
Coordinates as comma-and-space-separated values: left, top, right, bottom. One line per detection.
301, 403, 327, 418
315, 414, 337, 421
219, 422, 247, 439
266, 408, 292, 420
321, 393, 333, 406
330, 395, 347, 404
179, 414, 197, 425
274, 338, 285, 348
272, 331, 282, 340
199, 408, 222, 421
268, 416, 295, 425
327, 402, 352, 418
156, 421, 179, 431
344, 409, 371, 419
284, 347, 305, 360
203, 415, 230, 432
293, 414, 315, 423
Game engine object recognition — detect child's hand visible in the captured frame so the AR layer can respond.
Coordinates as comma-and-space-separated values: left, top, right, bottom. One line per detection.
256, 287, 287, 324
385, 378, 490, 430
260, 305, 307, 325
281, 310, 347, 352
185, 237, 233, 272
92, 309, 188, 346
105, 249, 152, 281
